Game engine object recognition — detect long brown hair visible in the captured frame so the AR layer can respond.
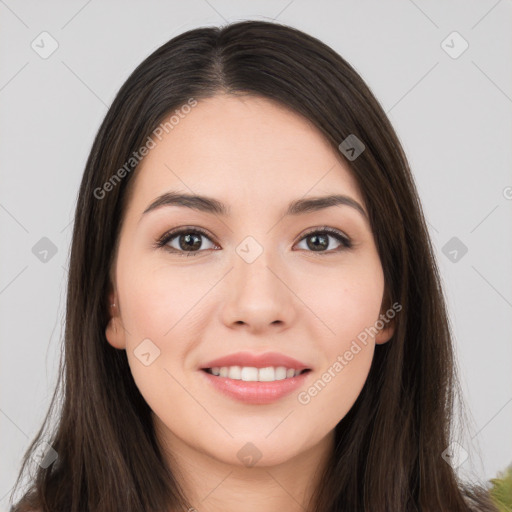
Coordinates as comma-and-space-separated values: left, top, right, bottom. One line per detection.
10, 20, 498, 512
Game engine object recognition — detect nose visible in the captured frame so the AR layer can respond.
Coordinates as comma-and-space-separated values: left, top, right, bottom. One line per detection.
219, 248, 296, 334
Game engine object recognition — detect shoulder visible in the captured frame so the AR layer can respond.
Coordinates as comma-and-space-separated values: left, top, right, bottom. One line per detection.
461, 484, 500, 512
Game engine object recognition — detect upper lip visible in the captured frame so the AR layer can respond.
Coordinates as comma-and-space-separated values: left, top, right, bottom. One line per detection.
200, 351, 311, 370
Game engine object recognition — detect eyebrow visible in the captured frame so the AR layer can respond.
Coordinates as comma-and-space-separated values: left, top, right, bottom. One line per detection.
140, 192, 368, 221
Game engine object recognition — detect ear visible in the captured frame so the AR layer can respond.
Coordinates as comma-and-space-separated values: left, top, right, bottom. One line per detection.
374, 295, 397, 345
105, 288, 127, 350
375, 317, 394, 345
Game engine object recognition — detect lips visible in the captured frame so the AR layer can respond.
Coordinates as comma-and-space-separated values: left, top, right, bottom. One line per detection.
200, 369, 311, 404
200, 351, 311, 371
198, 351, 313, 404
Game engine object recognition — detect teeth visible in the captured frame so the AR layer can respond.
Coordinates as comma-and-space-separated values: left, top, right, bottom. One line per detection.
258, 367, 275, 382
228, 366, 241, 380
208, 366, 305, 382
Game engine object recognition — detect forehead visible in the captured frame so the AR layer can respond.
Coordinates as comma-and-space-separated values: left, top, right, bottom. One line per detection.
125, 94, 364, 216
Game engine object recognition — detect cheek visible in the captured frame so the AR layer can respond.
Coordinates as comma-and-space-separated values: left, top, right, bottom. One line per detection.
116, 252, 219, 400
297, 340, 374, 439
293, 255, 383, 414
295, 254, 385, 345
117, 252, 211, 341
116, 260, 198, 425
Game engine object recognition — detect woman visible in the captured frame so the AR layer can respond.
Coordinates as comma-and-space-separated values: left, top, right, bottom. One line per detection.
10, 20, 499, 512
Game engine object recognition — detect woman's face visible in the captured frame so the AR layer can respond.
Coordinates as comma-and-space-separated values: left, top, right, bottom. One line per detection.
106, 93, 393, 468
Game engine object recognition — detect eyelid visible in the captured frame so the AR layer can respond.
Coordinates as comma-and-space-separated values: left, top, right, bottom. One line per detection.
154, 225, 352, 255
153, 226, 218, 253
155, 225, 211, 244
297, 226, 351, 248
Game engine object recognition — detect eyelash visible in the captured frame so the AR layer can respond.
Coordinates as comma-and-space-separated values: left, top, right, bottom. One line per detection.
153, 226, 352, 257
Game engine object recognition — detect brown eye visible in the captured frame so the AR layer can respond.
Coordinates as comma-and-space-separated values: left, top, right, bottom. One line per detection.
295, 228, 352, 253
156, 228, 217, 256
155, 226, 352, 257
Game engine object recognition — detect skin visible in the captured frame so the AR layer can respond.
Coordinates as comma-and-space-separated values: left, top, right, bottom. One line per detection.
105, 94, 394, 512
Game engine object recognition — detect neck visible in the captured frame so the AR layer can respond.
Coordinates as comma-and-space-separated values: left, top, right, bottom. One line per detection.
154, 417, 334, 512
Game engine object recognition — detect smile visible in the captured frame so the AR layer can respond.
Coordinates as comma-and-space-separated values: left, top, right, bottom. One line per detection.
203, 366, 309, 382
200, 367, 312, 404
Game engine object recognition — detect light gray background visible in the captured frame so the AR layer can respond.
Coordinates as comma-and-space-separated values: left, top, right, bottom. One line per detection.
1, 1, 511, 509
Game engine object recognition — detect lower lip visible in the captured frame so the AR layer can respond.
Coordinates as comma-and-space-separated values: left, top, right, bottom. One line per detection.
200, 370, 311, 404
